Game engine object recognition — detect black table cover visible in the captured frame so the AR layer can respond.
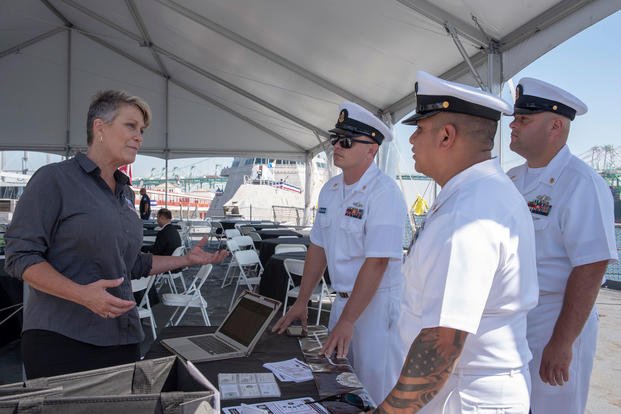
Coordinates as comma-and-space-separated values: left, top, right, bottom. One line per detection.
256, 229, 303, 240
0, 259, 23, 346
256, 236, 311, 265
145, 326, 319, 408
259, 251, 307, 303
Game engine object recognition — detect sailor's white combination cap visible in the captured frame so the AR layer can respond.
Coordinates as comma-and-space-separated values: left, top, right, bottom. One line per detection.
329, 101, 393, 144
514, 77, 587, 120
402, 71, 512, 125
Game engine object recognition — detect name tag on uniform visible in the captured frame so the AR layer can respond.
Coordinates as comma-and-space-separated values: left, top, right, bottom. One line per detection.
527, 195, 552, 216
345, 207, 364, 219
318, 207, 327, 214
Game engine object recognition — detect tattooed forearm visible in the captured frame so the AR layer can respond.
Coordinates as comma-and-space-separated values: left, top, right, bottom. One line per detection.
376, 327, 467, 413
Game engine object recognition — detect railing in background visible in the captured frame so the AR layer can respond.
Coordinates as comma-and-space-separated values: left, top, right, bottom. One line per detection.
272, 205, 305, 226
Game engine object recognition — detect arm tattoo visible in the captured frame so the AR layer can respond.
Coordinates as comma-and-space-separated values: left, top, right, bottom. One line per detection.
374, 327, 467, 413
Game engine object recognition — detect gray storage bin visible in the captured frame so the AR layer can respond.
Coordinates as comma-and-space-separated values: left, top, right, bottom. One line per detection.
0, 356, 216, 413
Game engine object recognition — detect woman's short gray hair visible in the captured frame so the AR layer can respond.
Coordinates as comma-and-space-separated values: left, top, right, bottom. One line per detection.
86, 90, 151, 145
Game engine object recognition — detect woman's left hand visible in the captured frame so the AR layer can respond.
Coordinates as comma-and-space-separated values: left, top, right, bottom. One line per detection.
186, 237, 229, 266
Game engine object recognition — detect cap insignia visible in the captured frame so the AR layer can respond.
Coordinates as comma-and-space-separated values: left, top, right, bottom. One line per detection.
338, 109, 348, 124
552, 105, 558, 111
442, 101, 449, 109
515, 84, 523, 100
371, 132, 376, 137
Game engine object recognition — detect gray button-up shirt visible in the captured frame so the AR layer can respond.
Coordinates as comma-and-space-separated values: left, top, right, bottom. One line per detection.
4, 152, 153, 346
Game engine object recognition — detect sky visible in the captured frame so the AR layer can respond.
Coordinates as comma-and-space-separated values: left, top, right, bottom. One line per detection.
393, 10, 621, 174
2, 10, 619, 178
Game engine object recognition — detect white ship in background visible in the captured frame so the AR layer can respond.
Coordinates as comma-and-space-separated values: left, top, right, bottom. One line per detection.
131, 186, 215, 220
207, 155, 331, 224
0, 171, 30, 223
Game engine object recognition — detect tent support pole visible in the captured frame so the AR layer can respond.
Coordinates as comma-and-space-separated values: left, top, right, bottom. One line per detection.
487, 45, 503, 161
164, 79, 170, 208
304, 152, 312, 226
65, 29, 72, 159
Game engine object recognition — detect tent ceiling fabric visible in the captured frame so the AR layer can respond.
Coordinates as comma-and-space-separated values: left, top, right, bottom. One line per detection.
0, 0, 617, 159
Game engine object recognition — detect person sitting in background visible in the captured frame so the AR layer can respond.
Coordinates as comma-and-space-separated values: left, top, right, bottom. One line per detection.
4, 90, 227, 380
142, 208, 181, 256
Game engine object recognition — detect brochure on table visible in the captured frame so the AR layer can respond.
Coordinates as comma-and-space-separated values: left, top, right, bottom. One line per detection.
218, 373, 281, 400
222, 397, 329, 414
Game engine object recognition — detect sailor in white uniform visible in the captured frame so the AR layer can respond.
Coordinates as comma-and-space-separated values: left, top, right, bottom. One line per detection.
273, 101, 407, 404
379, 71, 539, 413
507, 78, 618, 414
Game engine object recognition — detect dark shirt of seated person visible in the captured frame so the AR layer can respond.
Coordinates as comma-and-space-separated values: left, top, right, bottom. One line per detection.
142, 208, 181, 256
141, 208, 183, 274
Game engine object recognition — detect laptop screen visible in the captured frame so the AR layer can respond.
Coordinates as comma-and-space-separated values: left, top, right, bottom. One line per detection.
219, 296, 275, 346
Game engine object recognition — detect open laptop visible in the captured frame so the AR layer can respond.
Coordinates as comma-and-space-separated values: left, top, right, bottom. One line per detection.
161, 291, 281, 362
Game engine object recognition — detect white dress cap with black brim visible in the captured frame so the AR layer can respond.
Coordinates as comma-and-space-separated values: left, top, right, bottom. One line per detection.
329, 101, 393, 144
513, 77, 587, 120
402, 71, 512, 126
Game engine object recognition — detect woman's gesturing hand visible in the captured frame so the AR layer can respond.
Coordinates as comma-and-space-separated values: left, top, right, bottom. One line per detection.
186, 237, 229, 266
81, 277, 136, 319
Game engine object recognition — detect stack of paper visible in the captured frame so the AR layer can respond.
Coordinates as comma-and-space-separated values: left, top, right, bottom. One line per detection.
222, 397, 329, 414
218, 373, 281, 400
263, 358, 313, 383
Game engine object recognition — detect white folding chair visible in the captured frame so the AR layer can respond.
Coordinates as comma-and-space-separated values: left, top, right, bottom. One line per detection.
156, 246, 187, 294
179, 221, 192, 250
232, 235, 256, 251
247, 231, 262, 242
225, 229, 241, 239
274, 244, 307, 255
283, 258, 332, 325
239, 226, 256, 235
208, 221, 225, 246
234, 222, 251, 231
161, 264, 213, 327
131, 276, 157, 338
229, 250, 264, 310
221, 239, 241, 288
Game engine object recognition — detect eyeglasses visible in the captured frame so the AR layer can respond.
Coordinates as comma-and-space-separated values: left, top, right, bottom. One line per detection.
305, 392, 369, 410
330, 135, 376, 149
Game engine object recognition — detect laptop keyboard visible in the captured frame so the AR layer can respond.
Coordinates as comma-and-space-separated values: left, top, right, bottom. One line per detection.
189, 335, 238, 354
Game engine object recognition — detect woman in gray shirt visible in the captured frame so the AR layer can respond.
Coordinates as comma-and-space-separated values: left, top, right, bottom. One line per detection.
4, 90, 227, 379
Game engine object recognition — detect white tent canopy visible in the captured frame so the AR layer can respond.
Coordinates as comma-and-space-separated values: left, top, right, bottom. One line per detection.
1, 0, 618, 160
